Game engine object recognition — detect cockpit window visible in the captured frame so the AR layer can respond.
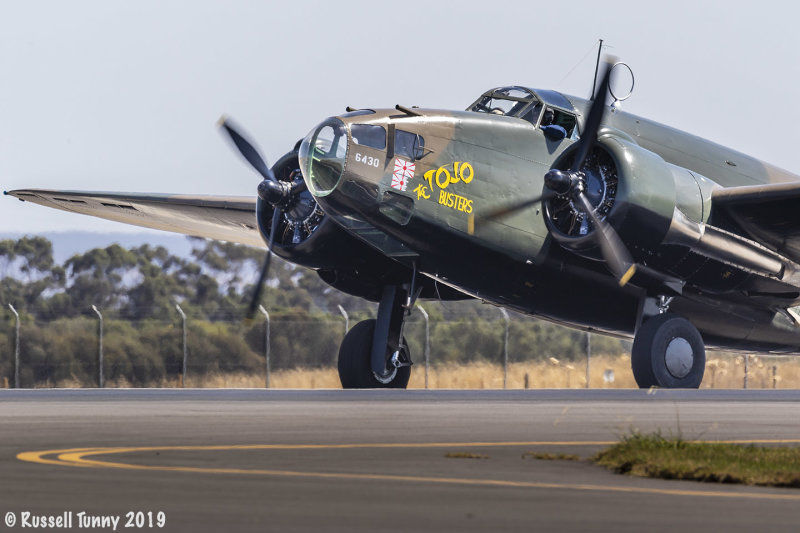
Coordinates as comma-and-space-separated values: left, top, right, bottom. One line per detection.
540, 107, 577, 137
520, 103, 543, 125
468, 86, 540, 125
351, 124, 386, 150
480, 98, 517, 115
395, 129, 425, 160
502, 88, 531, 99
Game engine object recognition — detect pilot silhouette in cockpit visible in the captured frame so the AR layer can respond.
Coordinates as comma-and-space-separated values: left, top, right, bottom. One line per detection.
540, 108, 568, 140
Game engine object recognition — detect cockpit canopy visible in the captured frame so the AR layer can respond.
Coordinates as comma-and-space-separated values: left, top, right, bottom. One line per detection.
468, 86, 577, 137
468, 86, 541, 123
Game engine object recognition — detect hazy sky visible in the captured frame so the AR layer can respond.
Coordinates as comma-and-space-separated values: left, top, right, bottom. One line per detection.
2, 0, 799, 235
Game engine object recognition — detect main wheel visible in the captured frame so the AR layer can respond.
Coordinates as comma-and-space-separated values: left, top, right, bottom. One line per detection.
337, 319, 411, 389
631, 313, 705, 389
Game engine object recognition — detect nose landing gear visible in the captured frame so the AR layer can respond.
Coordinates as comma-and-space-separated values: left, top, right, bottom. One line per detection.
337, 285, 414, 389
337, 319, 411, 388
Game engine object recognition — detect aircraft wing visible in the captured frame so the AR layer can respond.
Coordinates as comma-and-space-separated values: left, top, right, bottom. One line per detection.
712, 181, 800, 264
4, 189, 264, 247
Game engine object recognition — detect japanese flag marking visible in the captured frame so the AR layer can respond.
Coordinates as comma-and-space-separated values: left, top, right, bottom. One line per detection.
391, 158, 415, 192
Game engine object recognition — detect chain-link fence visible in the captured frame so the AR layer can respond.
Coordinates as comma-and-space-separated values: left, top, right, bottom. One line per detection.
2, 304, 799, 389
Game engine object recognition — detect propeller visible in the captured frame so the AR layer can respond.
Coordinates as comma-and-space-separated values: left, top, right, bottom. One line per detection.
247, 209, 281, 319
467, 191, 555, 235
218, 116, 299, 318
218, 116, 276, 182
470, 57, 637, 287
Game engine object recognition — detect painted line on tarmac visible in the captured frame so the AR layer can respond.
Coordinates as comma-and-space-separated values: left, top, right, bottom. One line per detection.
19, 440, 800, 501
17, 447, 110, 467
18, 438, 800, 463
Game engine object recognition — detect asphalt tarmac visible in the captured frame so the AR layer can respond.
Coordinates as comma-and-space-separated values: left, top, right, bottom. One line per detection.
1, 389, 799, 532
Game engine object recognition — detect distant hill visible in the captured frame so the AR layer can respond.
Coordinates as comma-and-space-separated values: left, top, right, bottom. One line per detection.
0, 231, 205, 263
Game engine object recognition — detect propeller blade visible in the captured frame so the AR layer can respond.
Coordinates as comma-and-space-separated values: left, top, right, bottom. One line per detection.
570, 56, 616, 173
218, 116, 276, 182
575, 192, 636, 286
468, 190, 554, 235
247, 208, 282, 319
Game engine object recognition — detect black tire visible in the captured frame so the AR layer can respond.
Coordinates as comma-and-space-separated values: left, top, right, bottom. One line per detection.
631, 313, 705, 389
337, 319, 411, 389
631, 317, 662, 388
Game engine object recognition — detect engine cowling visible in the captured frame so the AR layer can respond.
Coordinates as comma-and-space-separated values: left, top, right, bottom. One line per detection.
260, 150, 467, 301
543, 135, 797, 295
260, 150, 405, 272
545, 134, 705, 262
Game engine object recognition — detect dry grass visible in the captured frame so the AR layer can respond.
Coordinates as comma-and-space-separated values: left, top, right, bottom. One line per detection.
30, 353, 800, 389
444, 452, 489, 459
411, 354, 800, 390
408, 357, 638, 389
522, 451, 581, 461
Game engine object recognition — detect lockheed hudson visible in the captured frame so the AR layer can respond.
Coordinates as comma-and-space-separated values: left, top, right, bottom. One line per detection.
9, 60, 800, 389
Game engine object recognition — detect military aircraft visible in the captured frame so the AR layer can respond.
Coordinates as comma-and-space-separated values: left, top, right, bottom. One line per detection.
8, 59, 800, 389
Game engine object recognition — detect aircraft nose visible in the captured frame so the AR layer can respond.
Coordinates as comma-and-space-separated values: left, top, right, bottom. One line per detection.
299, 118, 348, 198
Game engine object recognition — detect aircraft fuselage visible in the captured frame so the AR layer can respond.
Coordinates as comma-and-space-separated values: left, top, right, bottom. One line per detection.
299, 92, 800, 353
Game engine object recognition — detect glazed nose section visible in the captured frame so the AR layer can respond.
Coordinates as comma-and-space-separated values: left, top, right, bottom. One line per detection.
299, 118, 348, 197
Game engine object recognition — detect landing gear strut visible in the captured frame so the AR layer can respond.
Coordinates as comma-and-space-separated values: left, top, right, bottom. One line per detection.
337, 285, 414, 388
631, 312, 705, 389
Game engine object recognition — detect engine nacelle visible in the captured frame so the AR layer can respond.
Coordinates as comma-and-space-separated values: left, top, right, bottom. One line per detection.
544, 135, 796, 294
545, 135, 707, 262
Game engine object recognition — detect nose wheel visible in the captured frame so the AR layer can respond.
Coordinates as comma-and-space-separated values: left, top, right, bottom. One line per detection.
338, 319, 411, 388
631, 313, 705, 388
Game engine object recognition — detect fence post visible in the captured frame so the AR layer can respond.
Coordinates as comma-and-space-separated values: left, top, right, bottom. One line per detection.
175, 304, 187, 388
8, 304, 19, 389
259, 305, 270, 389
91, 305, 103, 388
585, 332, 591, 389
744, 355, 749, 389
500, 308, 510, 389
337, 305, 349, 336
418, 306, 430, 389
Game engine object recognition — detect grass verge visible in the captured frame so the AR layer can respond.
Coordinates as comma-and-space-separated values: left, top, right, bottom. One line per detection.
594, 433, 800, 488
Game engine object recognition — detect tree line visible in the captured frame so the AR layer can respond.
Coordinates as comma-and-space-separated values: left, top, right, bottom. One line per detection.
0, 236, 627, 387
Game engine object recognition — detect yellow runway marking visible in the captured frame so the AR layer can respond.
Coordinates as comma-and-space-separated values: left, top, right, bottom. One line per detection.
18, 440, 800, 502
17, 447, 110, 467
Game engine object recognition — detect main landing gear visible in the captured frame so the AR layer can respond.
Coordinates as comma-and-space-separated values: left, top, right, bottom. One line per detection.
631, 297, 705, 389
338, 285, 415, 389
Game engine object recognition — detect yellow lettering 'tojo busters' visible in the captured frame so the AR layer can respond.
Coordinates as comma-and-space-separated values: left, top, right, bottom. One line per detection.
424, 162, 474, 191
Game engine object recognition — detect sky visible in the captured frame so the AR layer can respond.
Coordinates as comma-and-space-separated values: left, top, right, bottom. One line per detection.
2, 0, 799, 236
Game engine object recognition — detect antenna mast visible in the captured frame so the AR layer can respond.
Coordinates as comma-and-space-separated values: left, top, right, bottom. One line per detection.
591, 39, 603, 99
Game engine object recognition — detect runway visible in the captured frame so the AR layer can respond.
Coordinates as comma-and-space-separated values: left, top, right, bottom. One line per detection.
1, 389, 800, 532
